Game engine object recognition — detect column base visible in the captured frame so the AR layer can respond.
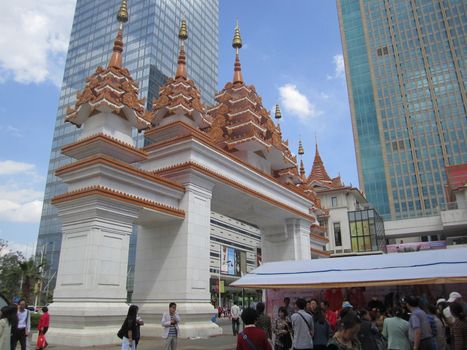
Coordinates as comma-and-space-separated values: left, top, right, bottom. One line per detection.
135, 301, 223, 338
46, 301, 129, 347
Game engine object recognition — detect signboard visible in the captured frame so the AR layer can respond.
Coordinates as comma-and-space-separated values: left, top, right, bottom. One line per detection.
386, 241, 447, 253
221, 246, 246, 276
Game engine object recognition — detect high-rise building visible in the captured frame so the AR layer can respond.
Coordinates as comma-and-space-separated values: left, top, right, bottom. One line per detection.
337, 0, 466, 222
37, 0, 219, 289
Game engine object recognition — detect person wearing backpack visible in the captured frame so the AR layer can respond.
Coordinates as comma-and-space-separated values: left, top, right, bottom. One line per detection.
291, 298, 314, 350
236, 307, 272, 350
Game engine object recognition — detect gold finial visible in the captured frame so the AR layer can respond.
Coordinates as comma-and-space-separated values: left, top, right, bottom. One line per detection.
300, 159, 306, 178
179, 18, 188, 41
117, 0, 128, 23
232, 20, 242, 50
298, 139, 304, 155
275, 104, 282, 119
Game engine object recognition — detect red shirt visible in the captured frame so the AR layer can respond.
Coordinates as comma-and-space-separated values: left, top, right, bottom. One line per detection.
325, 309, 337, 331
236, 326, 272, 350
38, 312, 50, 331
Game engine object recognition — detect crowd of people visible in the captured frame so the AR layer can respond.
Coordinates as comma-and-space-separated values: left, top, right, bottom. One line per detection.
234, 291, 467, 350
0, 298, 49, 350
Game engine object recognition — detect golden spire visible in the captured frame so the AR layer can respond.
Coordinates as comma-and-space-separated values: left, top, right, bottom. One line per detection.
232, 20, 243, 50
298, 139, 305, 155
179, 18, 188, 41
117, 0, 128, 24
275, 104, 282, 119
175, 18, 188, 79
232, 21, 243, 85
300, 159, 306, 178
109, 0, 128, 68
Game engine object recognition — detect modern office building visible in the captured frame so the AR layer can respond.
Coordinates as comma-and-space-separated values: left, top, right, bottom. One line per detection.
337, 0, 466, 223
36, 0, 219, 289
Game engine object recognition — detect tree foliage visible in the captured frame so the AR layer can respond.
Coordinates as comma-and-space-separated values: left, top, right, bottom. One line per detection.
0, 240, 44, 303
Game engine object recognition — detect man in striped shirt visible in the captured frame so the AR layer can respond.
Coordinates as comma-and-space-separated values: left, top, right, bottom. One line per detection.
161, 302, 181, 350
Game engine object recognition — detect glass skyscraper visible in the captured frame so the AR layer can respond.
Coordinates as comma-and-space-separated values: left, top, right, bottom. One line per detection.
337, 0, 466, 221
37, 0, 219, 291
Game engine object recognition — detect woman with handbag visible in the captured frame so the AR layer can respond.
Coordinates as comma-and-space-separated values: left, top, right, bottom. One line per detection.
36, 307, 50, 350
119, 305, 139, 350
274, 307, 292, 350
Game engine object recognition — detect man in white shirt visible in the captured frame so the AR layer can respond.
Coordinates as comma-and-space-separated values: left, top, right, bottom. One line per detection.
230, 301, 241, 336
161, 302, 181, 350
12, 298, 31, 350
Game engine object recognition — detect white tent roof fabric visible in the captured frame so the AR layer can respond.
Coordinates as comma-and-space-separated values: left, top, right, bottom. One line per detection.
231, 248, 467, 289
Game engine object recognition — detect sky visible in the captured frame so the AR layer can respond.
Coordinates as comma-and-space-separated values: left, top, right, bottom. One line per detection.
0, 0, 357, 256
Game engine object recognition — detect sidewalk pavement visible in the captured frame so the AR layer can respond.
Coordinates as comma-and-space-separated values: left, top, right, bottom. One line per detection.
23, 319, 239, 350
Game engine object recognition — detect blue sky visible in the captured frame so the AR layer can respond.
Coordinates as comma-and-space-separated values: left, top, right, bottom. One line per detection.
0, 0, 357, 255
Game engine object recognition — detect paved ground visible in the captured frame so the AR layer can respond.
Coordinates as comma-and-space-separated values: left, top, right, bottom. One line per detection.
20, 320, 239, 350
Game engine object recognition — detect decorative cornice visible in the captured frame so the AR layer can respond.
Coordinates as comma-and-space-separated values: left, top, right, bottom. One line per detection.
154, 161, 316, 222
55, 154, 185, 192
52, 185, 185, 218
61, 133, 148, 160
311, 247, 331, 257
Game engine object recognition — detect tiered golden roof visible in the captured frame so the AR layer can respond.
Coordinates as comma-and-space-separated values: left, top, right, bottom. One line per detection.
150, 18, 210, 128
66, 0, 150, 131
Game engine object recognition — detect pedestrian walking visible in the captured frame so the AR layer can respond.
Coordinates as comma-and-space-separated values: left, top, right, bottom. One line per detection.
11, 299, 31, 350
406, 296, 434, 350
327, 311, 362, 350
291, 298, 314, 350
231, 301, 241, 336
313, 306, 332, 350
237, 307, 272, 350
161, 302, 180, 350
36, 307, 50, 350
381, 308, 410, 350
449, 302, 467, 350
255, 302, 272, 340
1, 306, 16, 350
119, 305, 139, 350
273, 306, 292, 350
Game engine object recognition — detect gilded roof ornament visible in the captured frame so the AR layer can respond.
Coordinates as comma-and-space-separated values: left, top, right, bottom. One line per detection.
117, 0, 128, 23
298, 139, 304, 155
232, 21, 242, 49
179, 18, 188, 40
275, 104, 282, 119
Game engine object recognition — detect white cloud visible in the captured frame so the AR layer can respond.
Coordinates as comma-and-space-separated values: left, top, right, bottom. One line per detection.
0, 0, 75, 87
0, 160, 44, 223
0, 160, 35, 175
327, 54, 345, 80
278, 84, 322, 121
0, 125, 23, 137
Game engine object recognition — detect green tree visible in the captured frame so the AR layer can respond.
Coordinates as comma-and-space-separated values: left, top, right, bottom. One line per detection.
0, 240, 24, 301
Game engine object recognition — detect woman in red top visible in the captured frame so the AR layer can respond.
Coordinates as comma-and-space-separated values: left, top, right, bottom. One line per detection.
36, 306, 50, 350
237, 307, 272, 350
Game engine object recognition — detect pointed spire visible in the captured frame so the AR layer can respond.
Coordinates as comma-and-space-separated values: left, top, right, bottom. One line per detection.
300, 159, 306, 178
109, 0, 128, 68
275, 104, 282, 119
232, 21, 243, 85
309, 142, 331, 182
175, 18, 188, 79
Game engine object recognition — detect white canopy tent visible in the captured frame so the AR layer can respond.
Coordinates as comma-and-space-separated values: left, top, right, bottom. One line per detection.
231, 248, 467, 289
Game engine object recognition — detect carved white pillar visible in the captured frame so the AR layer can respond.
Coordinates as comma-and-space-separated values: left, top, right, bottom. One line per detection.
262, 218, 311, 262
133, 182, 221, 337
47, 197, 140, 347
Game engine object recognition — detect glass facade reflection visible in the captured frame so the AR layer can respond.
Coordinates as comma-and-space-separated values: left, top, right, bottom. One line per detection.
348, 209, 385, 253
37, 0, 219, 291
337, 0, 467, 220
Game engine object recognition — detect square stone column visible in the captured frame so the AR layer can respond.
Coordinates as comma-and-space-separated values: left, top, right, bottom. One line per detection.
46, 197, 140, 347
132, 182, 221, 337
261, 218, 311, 262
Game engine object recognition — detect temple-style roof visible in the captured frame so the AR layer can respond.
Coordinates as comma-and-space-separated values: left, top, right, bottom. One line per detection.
206, 24, 297, 183
150, 19, 211, 129
307, 143, 344, 191
65, 2, 150, 131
